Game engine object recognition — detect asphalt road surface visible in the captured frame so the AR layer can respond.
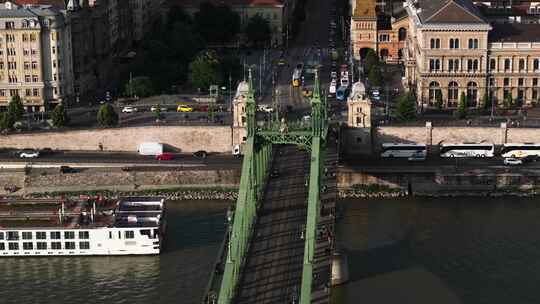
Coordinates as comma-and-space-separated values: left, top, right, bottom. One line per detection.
236, 145, 309, 304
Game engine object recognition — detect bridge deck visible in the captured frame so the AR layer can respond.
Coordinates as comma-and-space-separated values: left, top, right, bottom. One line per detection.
236, 145, 309, 304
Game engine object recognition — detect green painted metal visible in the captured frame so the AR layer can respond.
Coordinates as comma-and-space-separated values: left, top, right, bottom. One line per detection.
216, 69, 329, 304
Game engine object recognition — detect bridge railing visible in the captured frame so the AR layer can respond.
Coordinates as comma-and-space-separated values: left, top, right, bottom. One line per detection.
217, 137, 273, 304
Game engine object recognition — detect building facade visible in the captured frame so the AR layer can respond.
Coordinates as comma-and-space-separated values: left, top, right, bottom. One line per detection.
0, 1, 72, 111
175, 0, 297, 47
404, 0, 540, 109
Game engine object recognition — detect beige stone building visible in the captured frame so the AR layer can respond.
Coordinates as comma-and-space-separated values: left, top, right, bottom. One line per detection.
174, 0, 297, 46
403, 0, 540, 109
0, 1, 72, 111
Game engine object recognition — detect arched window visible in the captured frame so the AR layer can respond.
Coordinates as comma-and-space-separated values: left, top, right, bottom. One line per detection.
450, 38, 460, 49
429, 81, 441, 105
504, 58, 511, 70
398, 28, 407, 41
430, 38, 440, 49
534, 59, 540, 70
467, 82, 478, 107
448, 81, 459, 105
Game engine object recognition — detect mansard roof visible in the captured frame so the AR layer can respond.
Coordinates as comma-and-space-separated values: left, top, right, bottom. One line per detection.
417, 0, 488, 24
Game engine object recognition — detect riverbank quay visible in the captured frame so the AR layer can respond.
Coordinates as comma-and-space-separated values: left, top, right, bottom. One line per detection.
2, 159, 540, 198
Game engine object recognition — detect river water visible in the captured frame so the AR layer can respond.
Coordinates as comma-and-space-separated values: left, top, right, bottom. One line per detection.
332, 197, 540, 304
2, 198, 540, 304
0, 200, 230, 304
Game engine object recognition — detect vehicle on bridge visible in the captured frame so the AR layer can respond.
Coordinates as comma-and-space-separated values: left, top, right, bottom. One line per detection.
336, 86, 349, 101
440, 143, 495, 158
292, 68, 302, 87
329, 79, 337, 97
19, 149, 40, 159
380, 143, 427, 158
500, 143, 540, 158
177, 105, 193, 112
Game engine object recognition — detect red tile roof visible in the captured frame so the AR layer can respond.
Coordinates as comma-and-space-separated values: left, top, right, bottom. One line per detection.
169, 0, 284, 8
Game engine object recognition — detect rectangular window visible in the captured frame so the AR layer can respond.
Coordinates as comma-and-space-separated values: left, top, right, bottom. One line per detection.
109, 231, 113, 239
65, 242, 76, 250
23, 242, 33, 250
125, 231, 135, 239
7, 231, 19, 241
504, 78, 510, 86
32, 88, 39, 96
50, 231, 61, 239
518, 78, 524, 86
0, 232, 3, 240
533, 78, 538, 86
25, 89, 31, 96
22, 232, 32, 240
36, 232, 46, 239
8, 242, 19, 250
533, 89, 539, 100
32, 61, 38, 69
25, 75, 31, 82
32, 75, 38, 82
37, 242, 47, 250
79, 241, 90, 249
51, 242, 61, 250
64, 231, 75, 239
79, 231, 89, 239
489, 78, 495, 87
0, 243, 4, 250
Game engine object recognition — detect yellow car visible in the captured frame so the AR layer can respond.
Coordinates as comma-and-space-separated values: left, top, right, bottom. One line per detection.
303, 89, 313, 97
177, 105, 193, 112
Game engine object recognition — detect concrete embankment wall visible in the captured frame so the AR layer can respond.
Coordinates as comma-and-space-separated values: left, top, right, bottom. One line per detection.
0, 126, 245, 153
0, 167, 241, 196
338, 167, 540, 195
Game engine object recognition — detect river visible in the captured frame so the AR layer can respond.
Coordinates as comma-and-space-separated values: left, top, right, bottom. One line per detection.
0, 200, 230, 304
1, 198, 539, 304
332, 197, 540, 304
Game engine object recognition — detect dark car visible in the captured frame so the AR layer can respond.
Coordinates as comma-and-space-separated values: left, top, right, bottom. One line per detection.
522, 155, 539, 163
193, 150, 208, 159
60, 166, 77, 173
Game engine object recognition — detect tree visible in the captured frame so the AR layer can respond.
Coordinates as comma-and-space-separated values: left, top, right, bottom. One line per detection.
189, 50, 222, 91
435, 90, 443, 110
364, 49, 379, 74
51, 104, 69, 128
97, 104, 118, 127
503, 92, 513, 109
457, 92, 467, 118
395, 92, 416, 121
368, 66, 383, 88
245, 14, 272, 47
219, 54, 242, 87
153, 105, 162, 120
8, 95, 24, 121
194, 2, 240, 44
125, 76, 155, 98
0, 112, 14, 131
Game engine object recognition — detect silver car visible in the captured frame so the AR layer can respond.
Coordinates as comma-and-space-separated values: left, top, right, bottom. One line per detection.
19, 150, 40, 158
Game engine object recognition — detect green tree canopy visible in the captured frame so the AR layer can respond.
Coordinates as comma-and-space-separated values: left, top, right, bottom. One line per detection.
8, 95, 24, 121
219, 54, 242, 87
395, 92, 417, 121
189, 50, 222, 91
368, 66, 383, 88
97, 104, 119, 127
435, 90, 443, 110
245, 14, 272, 47
481, 92, 490, 110
125, 76, 155, 98
51, 104, 69, 128
0, 112, 14, 131
457, 92, 467, 118
364, 49, 379, 73
503, 93, 513, 109
194, 2, 240, 44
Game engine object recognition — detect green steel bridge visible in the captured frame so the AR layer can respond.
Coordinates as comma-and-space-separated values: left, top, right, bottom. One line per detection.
205, 70, 337, 304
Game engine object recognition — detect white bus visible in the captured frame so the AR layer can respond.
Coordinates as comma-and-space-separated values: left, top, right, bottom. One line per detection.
501, 143, 540, 158
380, 143, 427, 158
439, 143, 495, 158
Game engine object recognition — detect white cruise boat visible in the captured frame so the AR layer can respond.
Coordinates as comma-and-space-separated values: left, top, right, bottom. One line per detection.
0, 197, 166, 256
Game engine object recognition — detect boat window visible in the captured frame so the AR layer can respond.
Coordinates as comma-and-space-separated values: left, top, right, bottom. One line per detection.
118, 231, 122, 239
50, 231, 61, 239
65, 242, 75, 250
22, 232, 32, 240
79, 231, 89, 239
125, 231, 134, 239
0, 232, 3, 240
0, 243, 5, 250
109, 231, 113, 239
7, 231, 19, 241
37, 242, 47, 250
23, 242, 33, 250
140, 229, 151, 237
51, 242, 61, 250
36, 232, 46, 240
8, 242, 19, 250
64, 231, 75, 239
79, 241, 90, 249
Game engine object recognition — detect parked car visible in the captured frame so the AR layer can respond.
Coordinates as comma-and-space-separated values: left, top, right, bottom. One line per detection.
258, 104, 274, 113
19, 149, 40, 158
193, 150, 208, 159
122, 106, 138, 113
177, 105, 193, 112
150, 106, 168, 112
60, 166, 77, 173
504, 158, 523, 166
155, 153, 174, 161
522, 155, 539, 163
